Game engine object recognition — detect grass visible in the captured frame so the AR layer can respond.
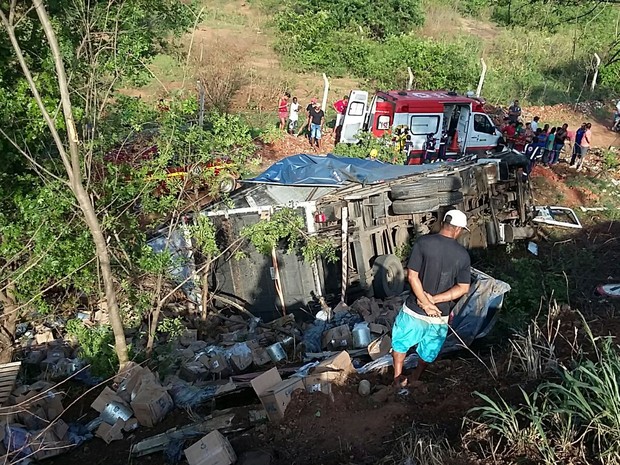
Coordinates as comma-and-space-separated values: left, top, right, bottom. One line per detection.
468, 313, 620, 465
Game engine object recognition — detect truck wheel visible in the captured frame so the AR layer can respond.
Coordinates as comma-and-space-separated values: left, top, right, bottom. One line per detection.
218, 174, 237, 193
434, 176, 463, 192
390, 181, 438, 200
436, 191, 464, 206
392, 198, 440, 214
372, 254, 405, 298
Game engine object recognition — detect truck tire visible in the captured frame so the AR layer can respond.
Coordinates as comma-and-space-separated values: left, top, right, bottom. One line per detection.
434, 176, 463, 192
372, 254, 405, 298
390, 181, 438, 200
391, 198, 440, 214
436, 191, 464, 206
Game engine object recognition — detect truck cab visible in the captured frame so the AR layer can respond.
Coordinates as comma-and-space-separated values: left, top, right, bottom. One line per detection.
340, 90, 500, 158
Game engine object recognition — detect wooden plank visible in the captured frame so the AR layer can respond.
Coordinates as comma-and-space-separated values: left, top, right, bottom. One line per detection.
0, 361, 21, 406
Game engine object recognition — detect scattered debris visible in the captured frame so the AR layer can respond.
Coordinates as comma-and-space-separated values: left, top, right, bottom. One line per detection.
184, 429, 237, 465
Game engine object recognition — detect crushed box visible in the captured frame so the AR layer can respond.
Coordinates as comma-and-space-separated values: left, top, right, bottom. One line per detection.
251, 368, 304, 422
184, 430, 236, 465
321, 325, 352, 350
312, 351, 355, 385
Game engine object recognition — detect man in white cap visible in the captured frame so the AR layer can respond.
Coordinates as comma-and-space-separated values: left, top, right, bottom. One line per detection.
391, 209, 471, 388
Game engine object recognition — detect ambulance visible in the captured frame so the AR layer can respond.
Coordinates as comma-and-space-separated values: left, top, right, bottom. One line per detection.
340, 89, 502, 158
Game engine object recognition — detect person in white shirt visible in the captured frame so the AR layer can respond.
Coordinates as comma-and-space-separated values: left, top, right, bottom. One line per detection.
288, 97, 300, 135
531, 116, 540, 132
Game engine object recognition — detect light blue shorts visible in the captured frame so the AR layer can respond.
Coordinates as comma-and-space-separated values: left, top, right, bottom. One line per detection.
311, 123, 322, 139
391, 308, 448, 363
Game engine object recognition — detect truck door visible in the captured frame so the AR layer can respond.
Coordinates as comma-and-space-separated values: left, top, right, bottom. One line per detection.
340, 90, 369, 144
371, 101, 394, 138
468, 113, 501, 153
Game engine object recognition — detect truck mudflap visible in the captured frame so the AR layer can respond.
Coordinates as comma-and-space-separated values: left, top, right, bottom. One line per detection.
533, 206, 583, 229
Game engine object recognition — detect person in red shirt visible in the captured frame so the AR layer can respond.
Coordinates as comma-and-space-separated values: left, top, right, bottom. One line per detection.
277, 92, 290, 132
333, 95, 349, 128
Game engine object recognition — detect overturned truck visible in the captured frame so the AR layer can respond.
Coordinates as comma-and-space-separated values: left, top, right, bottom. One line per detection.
202, 152, 537, 321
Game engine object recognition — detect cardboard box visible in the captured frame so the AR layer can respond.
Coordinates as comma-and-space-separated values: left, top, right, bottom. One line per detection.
180, 362, 209, 382
184, 430, 236, 465
31, 430, 73, 460
180, 329, 198, 347
251, 368, 304, 422
368, 335, 392, 360
312, 351, 355, 385
302, 373, 332, 394
91, 386, 130, 413
247, 340, 271, 366
369, 323, 389, 335
230, 351, 252, 373
199, 354, 228, 374
130, 385, 173, 427
53, 419, 69, 440
96, 418, 124, 444
321, 325, 352, 350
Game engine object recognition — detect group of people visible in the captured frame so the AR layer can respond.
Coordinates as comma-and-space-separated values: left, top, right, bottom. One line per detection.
277, 93, 349, 149
501, 100, 593, 171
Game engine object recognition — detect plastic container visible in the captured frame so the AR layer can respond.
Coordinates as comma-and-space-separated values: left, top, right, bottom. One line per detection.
266, 342, 286, 363
352, 323, 372, 349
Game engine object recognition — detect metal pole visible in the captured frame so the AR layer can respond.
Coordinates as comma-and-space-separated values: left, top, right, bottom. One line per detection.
476, 58, 487, 98
407, 67, 413, 90
321, 73, 329, 112
591, 53, 601, 92
271, 246, 286, 315
340, 206, 349, 303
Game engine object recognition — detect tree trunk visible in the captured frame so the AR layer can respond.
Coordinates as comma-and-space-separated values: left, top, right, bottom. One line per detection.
0, 285, 18, 364
31, 0, 129, 368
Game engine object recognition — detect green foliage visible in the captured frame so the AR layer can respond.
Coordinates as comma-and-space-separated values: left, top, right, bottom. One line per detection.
333, 131, 406, 164
241, 208, 337, 263
470, 320, 620, 464
603, 150, 620, 170
157, 316, 186, 341
190, 215, 219, 257
66, 319, 118, 376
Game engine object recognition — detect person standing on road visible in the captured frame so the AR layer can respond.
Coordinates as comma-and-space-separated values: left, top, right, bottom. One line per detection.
391, 210, 471, 389
333, 95, 349, 128
531, 116, 540, 132
575, 123, 592, 171
570, 123, 586, 167
288, 97, 300, 135
278, 92, 290, 132
309, 101, 325, 150
508, 100, 522, 123
553, 123, 569, 164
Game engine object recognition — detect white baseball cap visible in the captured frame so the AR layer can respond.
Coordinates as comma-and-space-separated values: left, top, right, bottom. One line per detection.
443, 209, 469, 231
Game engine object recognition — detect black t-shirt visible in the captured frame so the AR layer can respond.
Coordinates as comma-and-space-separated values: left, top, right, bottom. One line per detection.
405, 234, 471, 316
306, 103, 313, 114
309, 107, 324, 125
555, 128, 568, 144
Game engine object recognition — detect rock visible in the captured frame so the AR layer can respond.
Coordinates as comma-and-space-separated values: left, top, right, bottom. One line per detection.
358, 380, 371, 397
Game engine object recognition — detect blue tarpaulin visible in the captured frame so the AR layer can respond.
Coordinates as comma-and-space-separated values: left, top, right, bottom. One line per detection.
247, 154, 450, 186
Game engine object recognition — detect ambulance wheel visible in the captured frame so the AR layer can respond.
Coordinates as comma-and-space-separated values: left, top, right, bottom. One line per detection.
434, 175, 463, 192
391, 198, 440, 215
372, 254, 405, 298
436, 191, 464, 206
390, 181, 438, 200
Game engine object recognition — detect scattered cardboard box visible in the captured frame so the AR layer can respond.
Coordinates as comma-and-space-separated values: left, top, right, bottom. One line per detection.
247, 340, 271, 367
251, 368, 304, 422
312, 351, 355, 385
180, 329, 198, 347
31, 430, 73, 460
91, 386, 130, 413
199, 353, 228, 375
302, 373, 332, 394
131, 384, 173, 427
321, 325, 352, 350
369, 323, 388, 335
180, 362, 209, 382
368, 335, 392, 360
230, 350, 252, 373
96, 418, 125, 444
184, 430, 237, 465
35, 331, 55, 345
